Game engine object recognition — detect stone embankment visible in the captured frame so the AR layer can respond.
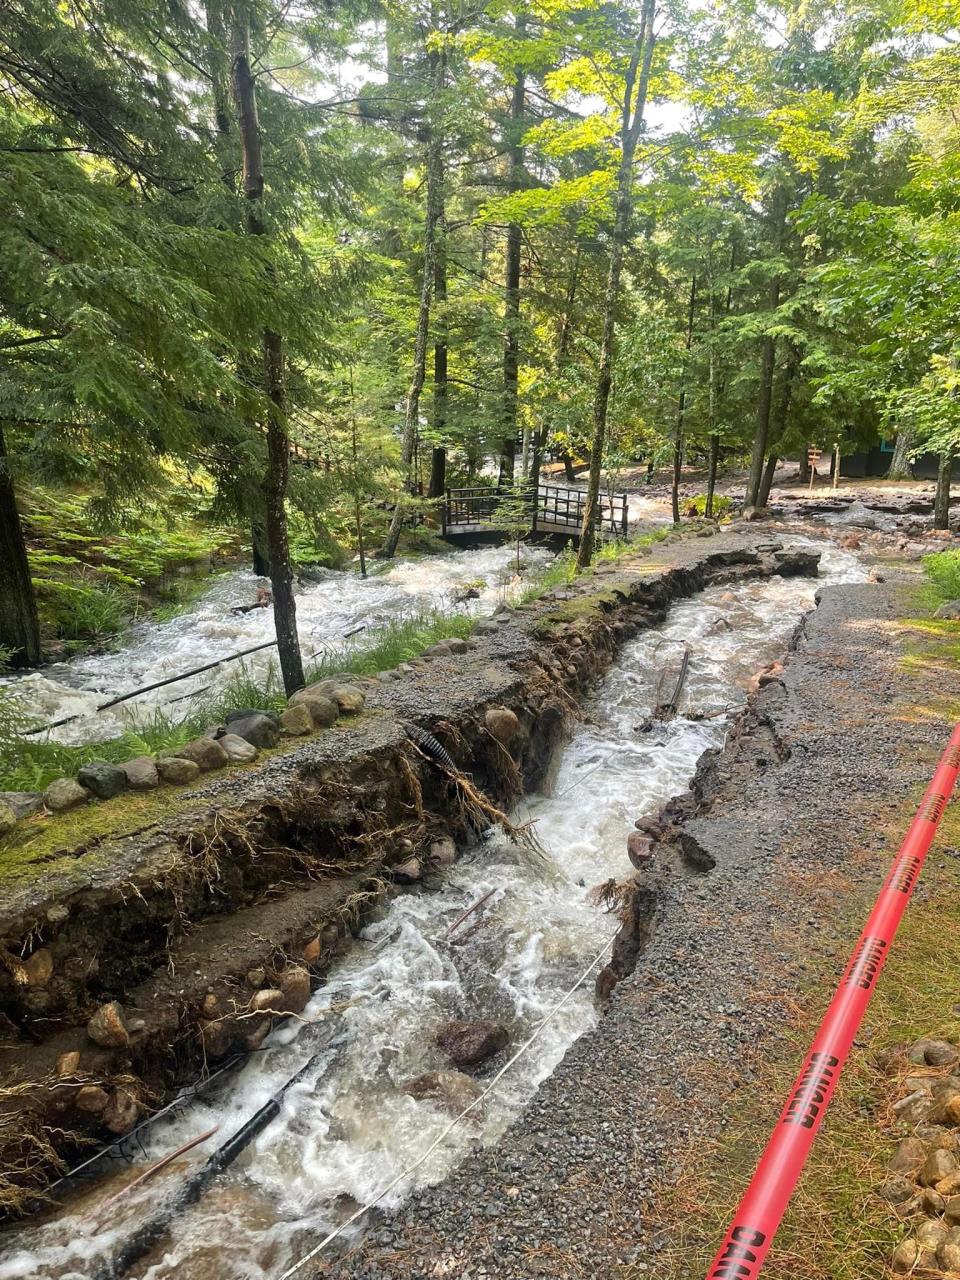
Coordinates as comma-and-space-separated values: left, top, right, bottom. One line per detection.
0, 530, 814, 1214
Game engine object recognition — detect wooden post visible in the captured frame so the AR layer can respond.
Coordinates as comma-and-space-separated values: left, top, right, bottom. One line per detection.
832, 442, 840, 489
807, 446, 820, 492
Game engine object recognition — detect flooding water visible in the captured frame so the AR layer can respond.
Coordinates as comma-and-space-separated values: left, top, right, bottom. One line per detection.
0, 541, 865, 1280
6, 545, 554, 746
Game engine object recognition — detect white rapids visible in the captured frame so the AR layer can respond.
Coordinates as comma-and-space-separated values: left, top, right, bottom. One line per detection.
0, 541, 866, 1280
4, 545, 554, 746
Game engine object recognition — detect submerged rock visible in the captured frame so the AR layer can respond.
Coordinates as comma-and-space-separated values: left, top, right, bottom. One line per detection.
76, 762, 127, 800
403, 1071, 483, 1116
44, 778, 91, 813
436, 1019, 509, 1068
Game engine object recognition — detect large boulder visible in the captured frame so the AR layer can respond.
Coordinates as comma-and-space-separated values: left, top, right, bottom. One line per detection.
436, 1019, 509, 1068
43, 778, 91, 813
287, 690, 340, 728
156, 757, 201, 785
279, 704, 314, 736
76, 762, 128, 800
772, 548, 821, 577
484, 707, 519, 744
301, 678, 364, 714
403, 1071, 483, 1116
171, 737, 230, 772
0, 791, 42, 818
225, 712, 279, 749
217, 733, 258, 763
121, 757, 160, 791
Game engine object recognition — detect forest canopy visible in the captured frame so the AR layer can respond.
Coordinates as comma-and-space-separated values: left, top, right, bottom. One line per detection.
1, 0, 958, 681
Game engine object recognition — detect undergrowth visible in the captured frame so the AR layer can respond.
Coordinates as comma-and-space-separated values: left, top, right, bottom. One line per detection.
517, 528, 671, 605
921, 547, 960, 601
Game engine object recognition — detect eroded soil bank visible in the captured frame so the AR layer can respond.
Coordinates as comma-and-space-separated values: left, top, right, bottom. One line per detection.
0, 531, 809, 1214
323, 574, 957, 1280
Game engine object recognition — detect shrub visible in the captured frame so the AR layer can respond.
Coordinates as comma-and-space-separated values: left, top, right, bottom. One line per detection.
922, 549, 960, 602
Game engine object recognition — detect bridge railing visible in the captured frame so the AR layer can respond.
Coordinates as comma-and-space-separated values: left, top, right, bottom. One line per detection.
442, 482, 628, 540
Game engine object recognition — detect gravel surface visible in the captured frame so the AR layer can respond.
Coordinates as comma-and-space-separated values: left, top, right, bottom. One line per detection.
319, 576, 954, 1280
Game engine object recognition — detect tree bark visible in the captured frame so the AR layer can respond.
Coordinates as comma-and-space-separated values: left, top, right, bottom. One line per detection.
934, 450, 953, 530
746, 188, 788, 508
0, 423, 41, 667
756, 355, 795, 508
498, 23, 526, 486
672, 274, 698, 525
577, 0, 656, 570
230, 10, 303, 694
887, 426, 915, 481
428, 130, 448, 503
381, 53, 443, 559
705, 434, 720, 518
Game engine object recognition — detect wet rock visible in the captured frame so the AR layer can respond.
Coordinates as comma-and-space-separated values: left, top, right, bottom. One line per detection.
920, 1148, 958, 1187
156, 756, 201, 785
56, 1051, 81, 1077
430, 837, 457, 867
772, 548, 820, 576
75, 1086, 109, 1114
250, 988, 285, 1013
485, 707, 520, 744
436, 1019, 509, 1068
246, 967, 266, 988
279, 704, 314, 736
171, 737, 230, 772
890, 1137, 928, 1174
403, 1071, 483, 1116
287, 691, 339, 728
217, 733, 259, 763
121, 756, 159, 791
279, 965, 311, 1014
302, 936, 321, 965
627, 831, 654, 869
245, 1017, 272, 1052
76, 762, 128, 800
226, 713, 279, 749
934, 600, 960, 620
87, 1001, 131, 1049
22, 948, 53, 987
103, 1088, 139, 1134
0, 802, 15, 837
0, 791, 42, 818
43, 778, 92, 813
392, 856, 423, 883
940, 1227, 960, 1271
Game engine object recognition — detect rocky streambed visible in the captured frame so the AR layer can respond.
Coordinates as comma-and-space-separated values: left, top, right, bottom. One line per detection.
0, 531, 851, 1279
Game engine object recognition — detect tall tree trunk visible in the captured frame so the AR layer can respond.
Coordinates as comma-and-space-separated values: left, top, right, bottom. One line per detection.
553, 242, 582, 487
498, 23, 526, 486
0, 423, 41, 667
577, 0, 656, 570
428, 129, 448, 503
231, 11, 303, 694
705, 240, 736, 519
934, 450, 953, 530
887, 426, 915, 481
251, 520, 270, 577
756, 355, 795, 508
381, 53, 443, 559
705, 434, 720, 519
672, 274, 698, 525
746, 188, 788, 508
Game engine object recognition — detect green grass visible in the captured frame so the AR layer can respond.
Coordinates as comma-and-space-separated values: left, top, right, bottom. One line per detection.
0, 605, 479, 792
516, 528, 671, 607
922, 547, 960, 601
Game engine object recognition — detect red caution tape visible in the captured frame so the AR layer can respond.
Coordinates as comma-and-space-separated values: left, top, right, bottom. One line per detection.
705, 722, 960, 1280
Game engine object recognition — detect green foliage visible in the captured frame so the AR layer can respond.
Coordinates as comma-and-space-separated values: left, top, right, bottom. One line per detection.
684, 493, 732, 517
922, 550, 960, 603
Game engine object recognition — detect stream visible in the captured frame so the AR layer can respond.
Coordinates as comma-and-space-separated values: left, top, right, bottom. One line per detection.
0, 540, 865, 1280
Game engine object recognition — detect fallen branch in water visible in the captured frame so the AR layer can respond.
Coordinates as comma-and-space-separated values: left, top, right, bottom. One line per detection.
88, 1126, 219, 1220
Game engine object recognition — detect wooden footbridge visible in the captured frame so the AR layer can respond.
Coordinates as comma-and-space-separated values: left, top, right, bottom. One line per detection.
441, 482, 629, 544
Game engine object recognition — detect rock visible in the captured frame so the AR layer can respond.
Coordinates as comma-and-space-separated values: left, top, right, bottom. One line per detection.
329, 685, 364, 714
935, 1092, 960, 1127
447, 638, 471, 654
103, 1088, 139, 1134
922, 1187, 946, 1216
893, 1089, 933, 1124
120, 756, 159, 791
772, 548, 821, 577
436, 1019, 509, 1068
225, 712, 279, 749
302, 936, 321, 965
392, 856, 423, 883
839, 533, 862, 549
87, 1001, 130, 1049
22, 948, 53, 987
741, 506, 771, 521
201, 1017, 235, 1059
156, 756, 201, 785
934, 600, 960, 620
170, 737, 229, 772
484, 707, 520, 744
920, 1148, 959, 1187
891, 1238, 920, 1273
217, 733, 259, 762
0, 791, 42, 818
250, 988, 285, 1013
76, 761, 128, 800
924, 1040, 960, 1068
75, 1086, 109, 1114
226, 707, 279, 726
627, 831, 654, 869
878, 1176, 918, 1204
0, 802, 15, 837
279, 965, 311, 1014
403, 1071, 483, 1116
938, 1172, 960, 1197
246, 967, 266, 988
940, 1227, 960, 1271
890, 1136, 928, 1174
43, 778, 92, 813
279, 704, 314, 736
287, 691, 339, 728
917, 1220, 947, 1252
908, 1037, 956, 1066
945, 1195, 960, 1224
245, 1017, 272, 1052
56, 1051, 81, 1077
430, 837, 457, 867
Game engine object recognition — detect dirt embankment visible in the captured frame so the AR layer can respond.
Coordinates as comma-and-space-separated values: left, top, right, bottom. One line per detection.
322, 574, 956, 1280
0, 533, 810, 1214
